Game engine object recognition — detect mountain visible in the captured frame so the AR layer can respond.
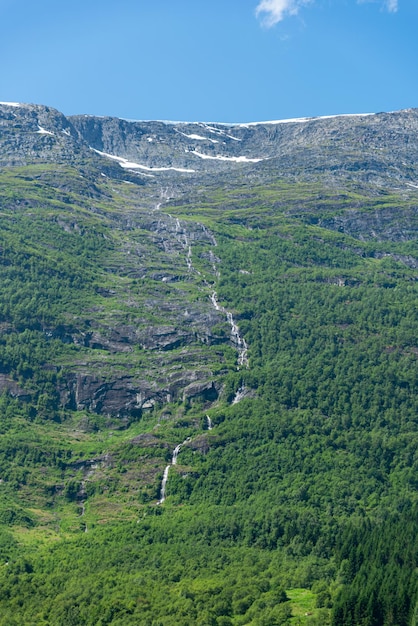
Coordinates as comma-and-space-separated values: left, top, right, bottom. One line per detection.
69, 108, 418, 187
0, 101, 417, 625
5, 101, 418, 182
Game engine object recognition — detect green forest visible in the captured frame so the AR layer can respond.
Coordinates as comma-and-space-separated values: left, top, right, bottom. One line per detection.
0, 162, 417, 624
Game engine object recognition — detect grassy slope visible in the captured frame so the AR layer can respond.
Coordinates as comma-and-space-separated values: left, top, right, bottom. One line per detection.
0, 169, 417, 624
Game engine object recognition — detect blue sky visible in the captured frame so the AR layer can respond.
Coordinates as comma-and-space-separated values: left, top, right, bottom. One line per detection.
0, 0, 417, 122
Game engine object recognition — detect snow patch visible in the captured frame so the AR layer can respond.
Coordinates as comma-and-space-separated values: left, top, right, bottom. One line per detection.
189, 150, 265, 164
238, 113, 375, 127
175, 129, 219, 144
199, 123, 242, 141
62, 128, 71, 136
0, 101, 21, 107
37, 126, 54, 136
185, 133, 213, 141
91, 148, 195, 173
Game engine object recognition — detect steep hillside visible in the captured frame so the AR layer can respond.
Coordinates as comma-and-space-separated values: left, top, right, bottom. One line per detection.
0, 101, 417, 625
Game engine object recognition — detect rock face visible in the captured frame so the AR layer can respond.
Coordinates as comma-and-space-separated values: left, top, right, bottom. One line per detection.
68, 108, 418, 188
182, 380, 220, 404
320, 206, 418, 242
0, 374, 31, 400
3, 102, 418, 188
59, 368, 221, 418
0, 103, 85, 167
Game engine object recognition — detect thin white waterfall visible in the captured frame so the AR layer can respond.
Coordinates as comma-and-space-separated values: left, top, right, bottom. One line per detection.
158, 438, 190, 504
210, 292, 249, 369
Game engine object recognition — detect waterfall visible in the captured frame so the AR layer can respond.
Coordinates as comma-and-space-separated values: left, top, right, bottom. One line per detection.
186, 245, 193, 272
232, 385, 247, 405
155, 202, 249, 369
158, 438, 190, 504
206, 414, 213, 430
158, 465, 170, 505
210, 292, 249, 369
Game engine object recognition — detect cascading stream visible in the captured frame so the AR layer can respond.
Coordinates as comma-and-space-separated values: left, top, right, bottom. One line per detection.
153, 201, 249, 503
210, 292, 248, 369
166, 212, 199, 274
158, 438, 190, 504
158, 466, 170, 505
158, 201, 249, 370
155, 202, 249, 369
232, 385, 247, 405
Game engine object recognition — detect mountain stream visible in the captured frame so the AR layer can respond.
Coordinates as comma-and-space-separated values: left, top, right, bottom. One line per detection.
164, 206, 249, 369
210, 292, 249, 368
158, 438, 190, 504
156, 201, 249, 503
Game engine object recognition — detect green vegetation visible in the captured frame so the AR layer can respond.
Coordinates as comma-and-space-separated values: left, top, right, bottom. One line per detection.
0, 164, 417, 624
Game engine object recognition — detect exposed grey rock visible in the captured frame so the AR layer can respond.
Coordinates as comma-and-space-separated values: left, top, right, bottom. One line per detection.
320, 206, 418, 242
0, 374, 31, 400
3, 103, 418, 191
61, 372, 154, 417
186, 434, 212, 454
182, 380, 219, 403
59, 364, 221, 417
67, 108, 418, 189
0, 103, 86, 167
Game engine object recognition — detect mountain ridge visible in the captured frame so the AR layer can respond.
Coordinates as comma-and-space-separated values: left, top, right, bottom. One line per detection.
3, 102, 418, 189
0, 99, 417, 625
0, 101, 380, 123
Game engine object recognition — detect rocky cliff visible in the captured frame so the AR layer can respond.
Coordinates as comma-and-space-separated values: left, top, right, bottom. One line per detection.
69, 109, 418, 185
3, 102, 418, 188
